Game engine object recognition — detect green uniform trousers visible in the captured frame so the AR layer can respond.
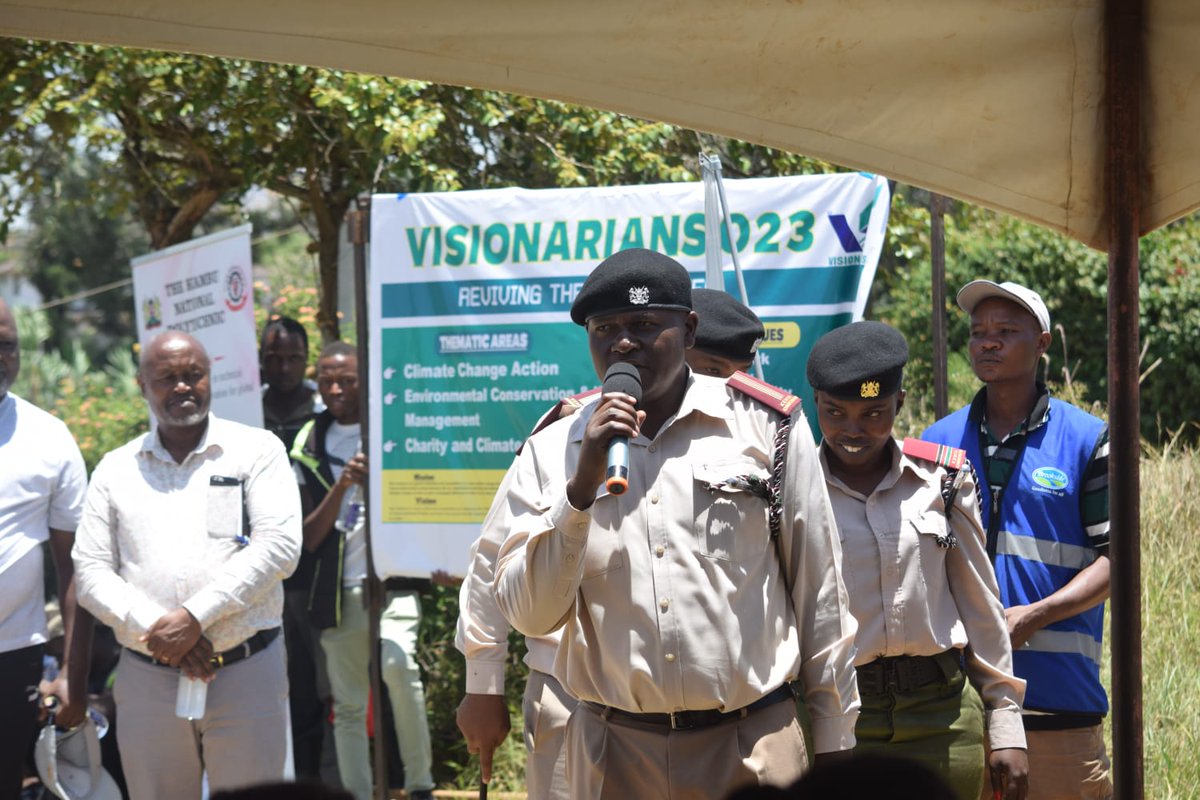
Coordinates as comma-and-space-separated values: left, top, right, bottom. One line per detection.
854, 658, 985, 800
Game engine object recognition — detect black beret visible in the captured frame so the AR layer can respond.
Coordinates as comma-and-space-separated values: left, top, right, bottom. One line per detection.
806, 320, 908, 399
570, 248, 693, 325
692, 288, 765, 362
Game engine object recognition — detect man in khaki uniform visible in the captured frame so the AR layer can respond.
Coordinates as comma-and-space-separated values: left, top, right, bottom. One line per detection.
455, 287, 768, 799
492, 249, 859, 799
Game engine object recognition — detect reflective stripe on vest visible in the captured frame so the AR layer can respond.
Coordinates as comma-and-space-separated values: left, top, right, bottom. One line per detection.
996, 530, 1098, 571
1022, 629, 1103, 666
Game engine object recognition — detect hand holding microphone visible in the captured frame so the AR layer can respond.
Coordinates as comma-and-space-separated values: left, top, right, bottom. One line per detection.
566, 362, 643, 510
601, 363, 643, 495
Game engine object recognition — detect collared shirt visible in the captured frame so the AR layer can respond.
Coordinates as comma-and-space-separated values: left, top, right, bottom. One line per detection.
74, 414, 301, 654
970, 384, 1110, 552
821, 438, 1026, 749
494, 373, 860, 753
456, 462, 559, 695
0, 393, 87, 652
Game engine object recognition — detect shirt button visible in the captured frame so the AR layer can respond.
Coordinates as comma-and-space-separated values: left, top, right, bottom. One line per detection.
650, 495, 660, 504
648, 445, 657, 454
665, 653, 676, 663
655, 545, 665, 558
659, 598, 670, 611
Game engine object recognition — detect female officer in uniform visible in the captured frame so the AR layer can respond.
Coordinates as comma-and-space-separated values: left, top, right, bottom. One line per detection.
806, 321, 1029, 800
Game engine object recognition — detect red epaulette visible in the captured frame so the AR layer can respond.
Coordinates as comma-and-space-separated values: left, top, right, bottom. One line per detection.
901, 437, 967, 471
517, 387, 601, 453
726, 371, 801, 416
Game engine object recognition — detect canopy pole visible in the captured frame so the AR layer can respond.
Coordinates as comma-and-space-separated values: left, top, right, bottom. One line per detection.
930, 192, 948, 420
1105, 0, 1144, 797
348, 198, 388, 800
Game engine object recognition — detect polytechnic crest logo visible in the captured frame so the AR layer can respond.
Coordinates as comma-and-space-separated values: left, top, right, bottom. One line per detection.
629, 286, 650, 305
224, 265, 248, 312
142, 296, 163, 330
859, 380, 880, 398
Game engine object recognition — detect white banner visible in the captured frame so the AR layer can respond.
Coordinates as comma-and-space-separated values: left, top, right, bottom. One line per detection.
131, 224, 263, 428
368, 173, 890, 578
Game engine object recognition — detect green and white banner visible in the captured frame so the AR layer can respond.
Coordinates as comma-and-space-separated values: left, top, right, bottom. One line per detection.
367, 173, 890, 578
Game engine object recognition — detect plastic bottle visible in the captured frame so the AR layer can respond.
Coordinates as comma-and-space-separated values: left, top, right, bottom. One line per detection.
340, 484, 365, 531
175, 675, 207, 720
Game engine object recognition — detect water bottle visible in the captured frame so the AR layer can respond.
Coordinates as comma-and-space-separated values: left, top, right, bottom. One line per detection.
175, 675, 207, 720
340, 484, 365, 531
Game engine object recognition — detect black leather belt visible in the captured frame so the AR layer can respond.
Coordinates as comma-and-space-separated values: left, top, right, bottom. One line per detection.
856, 649, 963, 695
584, 683, 795, 731
126, 627, 280, 670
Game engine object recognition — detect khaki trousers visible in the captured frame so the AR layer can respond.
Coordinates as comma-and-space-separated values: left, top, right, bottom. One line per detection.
982, 725, 1112, 800
567, 693, 807, 799
522, 669, 575, 800
113, 637, 292, 800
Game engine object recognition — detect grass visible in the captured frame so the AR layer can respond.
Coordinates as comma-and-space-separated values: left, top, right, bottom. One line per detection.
418, 445, 1200, 796
1133, 443, 1200, 797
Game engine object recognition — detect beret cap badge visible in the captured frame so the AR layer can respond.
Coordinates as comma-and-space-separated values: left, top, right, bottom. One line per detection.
860, 380, 881, 398
629, 286, 650, 305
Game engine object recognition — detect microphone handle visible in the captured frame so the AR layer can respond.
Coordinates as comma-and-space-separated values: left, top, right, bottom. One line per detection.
605, 436, 630, 495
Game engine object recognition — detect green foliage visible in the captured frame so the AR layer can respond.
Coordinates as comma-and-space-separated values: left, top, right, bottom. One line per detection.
22, 147, 147, 362
418, 584, 530, 792
10, 306, 147, 472
875, 201, 1200, 442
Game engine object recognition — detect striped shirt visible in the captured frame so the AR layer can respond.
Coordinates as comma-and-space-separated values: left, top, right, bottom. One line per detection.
968, 384, 1109, 552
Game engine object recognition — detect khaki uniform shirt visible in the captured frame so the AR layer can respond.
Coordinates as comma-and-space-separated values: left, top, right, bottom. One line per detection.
820, 438, 1026, 750
457, 462, 559, 694
494, 373, 860, 753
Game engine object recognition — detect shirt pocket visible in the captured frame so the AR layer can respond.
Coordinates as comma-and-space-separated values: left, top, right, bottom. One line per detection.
580, 525, 626, 581
692, 458, 771, 563
910, 509, 951, 581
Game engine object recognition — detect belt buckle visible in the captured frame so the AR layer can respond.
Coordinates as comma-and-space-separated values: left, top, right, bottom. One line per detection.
669, 711, 691, 731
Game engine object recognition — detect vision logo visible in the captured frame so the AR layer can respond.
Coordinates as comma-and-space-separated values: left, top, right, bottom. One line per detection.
1032, 466, 1070, 491
827, 183, 882, 254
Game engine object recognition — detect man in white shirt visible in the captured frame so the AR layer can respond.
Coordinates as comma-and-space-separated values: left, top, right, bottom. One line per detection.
73, 330, 301, 800
0, 297, 93, 797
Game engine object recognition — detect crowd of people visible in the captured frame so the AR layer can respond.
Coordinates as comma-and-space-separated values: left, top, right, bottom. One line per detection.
0, 245, 1112, 800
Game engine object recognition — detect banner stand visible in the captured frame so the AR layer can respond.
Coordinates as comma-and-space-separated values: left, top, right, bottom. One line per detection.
347, 198, 389, 800
699, 154, 765, 380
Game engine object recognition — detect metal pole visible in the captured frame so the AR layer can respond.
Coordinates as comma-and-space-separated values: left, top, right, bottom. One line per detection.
348, 198, 389, 800
710, 160, 765, 381
1105, 0, 1144, 797
930, 193, 948, 419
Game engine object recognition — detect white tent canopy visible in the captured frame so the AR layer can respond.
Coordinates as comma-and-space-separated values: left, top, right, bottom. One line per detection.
3, 0, 1198, 251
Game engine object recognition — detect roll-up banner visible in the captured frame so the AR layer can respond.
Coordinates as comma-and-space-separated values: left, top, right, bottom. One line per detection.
131, 224, 262, 428
368, 173, 890, 577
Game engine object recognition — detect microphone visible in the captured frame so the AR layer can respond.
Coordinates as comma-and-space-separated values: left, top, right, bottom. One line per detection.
602, 363, 642, 495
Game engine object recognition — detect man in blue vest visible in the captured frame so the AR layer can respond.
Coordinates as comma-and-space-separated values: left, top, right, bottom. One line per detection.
923, 280, 1112, 799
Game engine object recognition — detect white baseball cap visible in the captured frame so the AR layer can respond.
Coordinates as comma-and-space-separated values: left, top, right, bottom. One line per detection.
956, 280, 1051, 333
35, 714, 121, 800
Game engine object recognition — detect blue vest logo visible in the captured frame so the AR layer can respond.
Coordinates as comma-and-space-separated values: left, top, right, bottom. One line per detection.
1032, 466, 1070, 491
